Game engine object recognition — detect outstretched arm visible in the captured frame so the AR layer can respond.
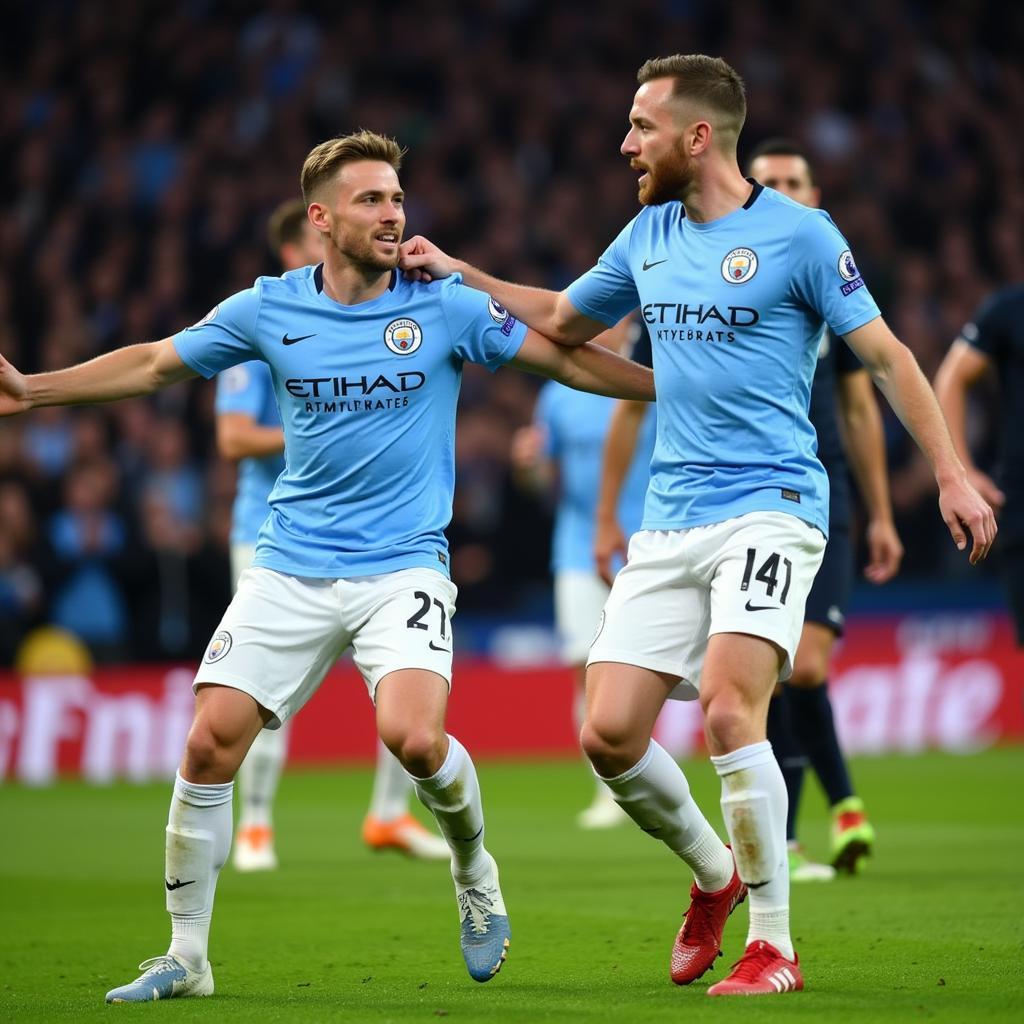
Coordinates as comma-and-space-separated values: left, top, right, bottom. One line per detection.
836, 368, 903, 583
401, 235, 606, 345
508, 330, 654, 402
843, 317, 996, 564
0, 338, 196, 416
933, 339, 1005, 511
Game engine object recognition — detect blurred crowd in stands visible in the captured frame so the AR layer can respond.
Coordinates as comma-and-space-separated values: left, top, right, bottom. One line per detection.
0, 0, 1021, 663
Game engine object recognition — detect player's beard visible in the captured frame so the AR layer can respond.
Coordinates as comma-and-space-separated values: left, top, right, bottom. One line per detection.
637, 141, 696, 206
327, 225, 402, 274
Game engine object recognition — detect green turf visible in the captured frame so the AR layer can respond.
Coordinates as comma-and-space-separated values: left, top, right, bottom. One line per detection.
1, 748, 1022, 1022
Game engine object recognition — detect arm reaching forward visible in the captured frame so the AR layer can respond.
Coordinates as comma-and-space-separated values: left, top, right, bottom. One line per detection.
0, 339, 196, 416
843, 317, 996, 564
401, 235, 606, 345
507, 330, 655, 402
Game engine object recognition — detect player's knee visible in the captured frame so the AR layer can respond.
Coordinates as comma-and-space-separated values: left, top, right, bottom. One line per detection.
580, 716, 645, 777
393, 727, 447, 778
702, 693, 756, 754
183, 720, 235, 780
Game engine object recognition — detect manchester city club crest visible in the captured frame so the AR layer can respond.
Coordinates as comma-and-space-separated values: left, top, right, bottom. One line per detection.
205, 630, 233, 663
721, 247, 758, 284
383, 318, 423, 355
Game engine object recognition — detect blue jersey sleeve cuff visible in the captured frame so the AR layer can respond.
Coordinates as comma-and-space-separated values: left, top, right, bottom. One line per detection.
172, 333, 217, 380
486, 319, 529, 371
833, 309, 881, 338
564, 289, 620, 329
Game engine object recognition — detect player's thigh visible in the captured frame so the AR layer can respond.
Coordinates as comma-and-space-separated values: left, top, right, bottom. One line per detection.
184, 684, 271, 779
374, 668, 450, 753
349, 568, 458, 701
700, 631, 786, 726
229, 542, 257, 593
587, 529, 707, 700
703, 511, 826, 683
195, 568, 347, 728
585, 659, 680, 749
554, 569, 610, 665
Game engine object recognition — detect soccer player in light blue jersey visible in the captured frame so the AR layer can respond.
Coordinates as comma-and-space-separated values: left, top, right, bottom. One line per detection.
0, 130, 654, 1003
400, 56, 996, 996
219, 198, 447, 872
512, 315, 656, 828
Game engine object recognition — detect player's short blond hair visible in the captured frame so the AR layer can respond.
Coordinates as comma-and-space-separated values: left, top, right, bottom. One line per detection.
300, 130, 405, 206
637, 55, 747, 143
266, 198, 309, 256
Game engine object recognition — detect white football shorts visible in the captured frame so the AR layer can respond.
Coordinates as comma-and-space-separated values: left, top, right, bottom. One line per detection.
194, 566, 457, 726
554, 569, 611, 665
587, 511, 826, 699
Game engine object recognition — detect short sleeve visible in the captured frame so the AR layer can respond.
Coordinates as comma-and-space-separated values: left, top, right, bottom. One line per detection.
215, 360, 273, 417
566, 218, 641, 327
440, 277, 528, 372
534, 382, 560, 458
958, 291, 1009, 362
173, 285, 262, 379
790, 211, 881, 337
834, 333, 863, 376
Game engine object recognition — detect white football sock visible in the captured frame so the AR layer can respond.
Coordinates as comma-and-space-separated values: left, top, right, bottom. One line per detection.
409, 735, 486, 884
236, 723, 289, 830
165, 772, 233, 970
368, 739, 414, 822
600, 740, 734, 892
711, 740, 793, 959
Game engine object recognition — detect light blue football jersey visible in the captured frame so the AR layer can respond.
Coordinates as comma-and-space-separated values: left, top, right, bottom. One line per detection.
214, 360, 285, 545
566, 184, 880, 537
175, 266, 527, 577
535, 381, 655, 574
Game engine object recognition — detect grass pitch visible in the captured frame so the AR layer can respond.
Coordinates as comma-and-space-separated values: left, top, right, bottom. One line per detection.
1, 748, 1022, 1022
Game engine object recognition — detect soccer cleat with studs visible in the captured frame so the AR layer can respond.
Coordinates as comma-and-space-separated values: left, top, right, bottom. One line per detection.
362, 813, 451, 860
104, 955, 213, 1003
454, 852, 510, 982
670, 864, 747, 984
707, 940, 803, 996
830, 796, 875, 874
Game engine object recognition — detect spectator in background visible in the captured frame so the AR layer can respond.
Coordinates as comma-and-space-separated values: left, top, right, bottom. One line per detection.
47, 457, 129, 661
0, 480, 46, 662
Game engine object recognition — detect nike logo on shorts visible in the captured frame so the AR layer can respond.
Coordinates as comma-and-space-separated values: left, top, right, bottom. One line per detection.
744, 600, 778, 612
428, 641, 450, 652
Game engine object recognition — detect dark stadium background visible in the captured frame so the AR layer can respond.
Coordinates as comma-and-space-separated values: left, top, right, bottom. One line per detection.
0, 0, 1021, 777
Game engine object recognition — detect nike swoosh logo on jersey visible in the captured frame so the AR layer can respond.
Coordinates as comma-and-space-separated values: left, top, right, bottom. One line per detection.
428, 641, 451, 653
282, 333, 317, 345
642, 258, 668, 271
744, 600, 778, 612
165, 878, 196, 891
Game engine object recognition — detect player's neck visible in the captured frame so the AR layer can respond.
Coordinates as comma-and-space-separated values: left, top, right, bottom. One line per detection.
680, 166, 753, 224
320, 256, 394, 306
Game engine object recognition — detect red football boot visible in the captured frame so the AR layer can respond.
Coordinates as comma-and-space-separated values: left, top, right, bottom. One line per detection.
670, 868, 747, 984
707, 940, 803, 996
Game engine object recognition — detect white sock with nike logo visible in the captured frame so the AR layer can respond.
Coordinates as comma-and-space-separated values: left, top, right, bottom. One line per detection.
166, 772, 233, 970
409, 735, 486, 884
711, 741, 794, 960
